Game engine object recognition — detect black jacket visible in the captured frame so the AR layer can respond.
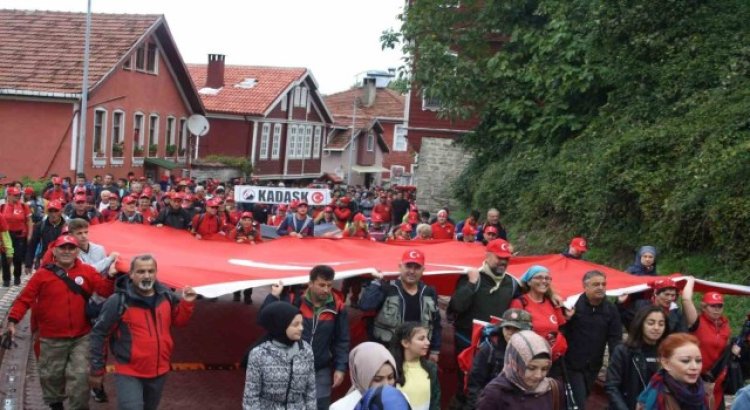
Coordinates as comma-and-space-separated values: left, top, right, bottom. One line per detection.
605, 343, 660, 410
465, 338, 507, 409
563, 294, 622, 372
25, 217, 66, 268
151, 207, 191, 230
619, 298, 687, 335
448, 264, 519, 337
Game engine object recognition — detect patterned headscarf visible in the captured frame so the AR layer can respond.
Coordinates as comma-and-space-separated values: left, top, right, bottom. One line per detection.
502, 330, 553, 394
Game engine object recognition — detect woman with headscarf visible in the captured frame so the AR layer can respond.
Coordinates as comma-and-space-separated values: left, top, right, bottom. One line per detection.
477, 330, 564, 409
626, 245, 658, 276
330, 342, 399, 410
243, 301, 316, 410
637, 333, 709, 410
509, 265, 569, 363
355, 385, 412, 410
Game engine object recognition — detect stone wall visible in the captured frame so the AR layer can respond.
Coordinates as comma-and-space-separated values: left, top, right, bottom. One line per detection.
415, 137, 473, 213
190, 163, 242, 182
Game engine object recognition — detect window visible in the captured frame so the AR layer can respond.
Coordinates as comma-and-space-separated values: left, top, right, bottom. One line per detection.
93, 109, 107, 155
287, 124, 298, 159
133, 113, 145, 153
393, 124, 408, 151
178, 118, 187, 156
367, 130, 375, 151
295, 125, 304, 158
313, 126, 321, 159
260, 123, 271, 159
166, 117, 175, 146
304, 125, 313, 158
293, 87, 301, 107
300, 87, 308, 108
281, 94, 287, 111
112, 111, 124, 156
271, 123, 282, 159
123, 55, 132, 70
146, 43, 158, 73
135, 45, 146, 71
391, 165, 405, 178
422, 89, 443, 111
148, 114, 159, 157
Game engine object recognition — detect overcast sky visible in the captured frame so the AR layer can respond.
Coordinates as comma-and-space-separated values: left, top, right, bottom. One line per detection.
1, 0, 406, 94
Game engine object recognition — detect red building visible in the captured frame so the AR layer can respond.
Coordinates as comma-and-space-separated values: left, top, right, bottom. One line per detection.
325, 77, 414, 185
0, 9, 204, 182
188, 56, 334, 181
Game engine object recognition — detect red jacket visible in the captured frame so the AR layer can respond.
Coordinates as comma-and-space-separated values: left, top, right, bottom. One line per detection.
229, 226, 262, 243
431, 222, 456, 240
333, 207, 351, 230
8, 260, 115, 338
90, 280, 194, 378
191, 213, 223, 236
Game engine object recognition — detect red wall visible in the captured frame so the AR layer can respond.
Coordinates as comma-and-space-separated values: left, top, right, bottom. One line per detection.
199, 118, 253, 158
0, 98, 74, 181
379, 120, 415, 180
407, 87, 478, 151
356, 131, 376, 166
253, 122, 286, 176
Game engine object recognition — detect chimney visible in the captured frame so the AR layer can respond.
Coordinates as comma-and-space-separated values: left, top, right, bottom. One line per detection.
362, 77, 376, 108
206, 54, 225, 88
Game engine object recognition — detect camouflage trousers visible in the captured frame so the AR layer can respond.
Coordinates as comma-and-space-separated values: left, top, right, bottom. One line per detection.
39, 336, 90, 409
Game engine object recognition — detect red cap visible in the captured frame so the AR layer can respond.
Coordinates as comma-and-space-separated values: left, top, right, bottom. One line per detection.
353, 213, 367, 222
122, 196, 136, 205
702, 292, 724, 304
483, 226, 499, 235
290, 199, 300, 209
139, 192, 151, 199
570, 237, 588, 252
650, 278, 679, 293
324, 206, 334, 212
340, 197, 351, 204
206, 198, 221, 207
23, 187, 34, 196
240, 211, 254, 219
486, 239, 512, 258
143, 187, 153, 196
51, 235, 78, 248
52, 177, 62, 185
462, 224, 477, 237
109, 193, 119, 200
399, 222, 412, 233
181, 193, 192, 201
401, 249, 425, 266
278, 204, 288, 212
6, 187, 21, 196
297, 199, 308, 207
47, 200, 62, 211
225, 197, 235, 203
372, 213, 384, 223
74, 194, 87, 203
407, 211, 419, 224
73, 186, 86, 194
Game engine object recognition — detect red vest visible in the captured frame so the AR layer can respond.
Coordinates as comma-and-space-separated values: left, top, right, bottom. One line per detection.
692, 313, 730, 373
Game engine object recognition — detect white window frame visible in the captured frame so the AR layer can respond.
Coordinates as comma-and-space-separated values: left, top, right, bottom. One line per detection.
179, 117, 187, 156
295, 125, 304, 158
148, 114, 159, 157
165, 116, 176, 146
391, 165, 406, 178
133, 112, 145, 151
281, 94, 287, 111
313, 126, 321, 159
93, 108, 107, 155
300, 87, 308, 108
393, 124, 408, 151
287, 124, 297, 159
271, 123, 282, 159
293, 87, 301, 107
145, 42, 159, 74
367, 130, 375, 152
304, 125, 313, 158
111, 110, 124, 156
123, 55, 132, 70
135, 45, 146, 71
259, 123, 271, 159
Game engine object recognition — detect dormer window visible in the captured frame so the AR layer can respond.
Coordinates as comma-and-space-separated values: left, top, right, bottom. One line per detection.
235, 78, 257, 89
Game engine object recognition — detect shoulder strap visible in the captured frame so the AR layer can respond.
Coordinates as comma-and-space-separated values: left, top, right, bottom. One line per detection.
195, 213, 206, 231
44, 263, 90, 299
551, 379, 561, 410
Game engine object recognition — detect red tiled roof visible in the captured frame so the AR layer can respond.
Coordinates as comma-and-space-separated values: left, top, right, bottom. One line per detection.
0, 9, 160, 94
325, 87, 405, 127
187, 65, 307, 116
325, 128, 356, 150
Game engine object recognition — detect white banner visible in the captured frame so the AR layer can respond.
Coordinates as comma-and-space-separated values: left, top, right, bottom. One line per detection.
234, 185, 331, 205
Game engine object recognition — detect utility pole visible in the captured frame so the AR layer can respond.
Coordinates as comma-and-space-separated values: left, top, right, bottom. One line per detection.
346, 95, 359, 185
76, 0, 92, 174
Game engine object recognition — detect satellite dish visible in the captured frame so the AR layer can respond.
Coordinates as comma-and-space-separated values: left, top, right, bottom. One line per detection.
187, 114, 210, 137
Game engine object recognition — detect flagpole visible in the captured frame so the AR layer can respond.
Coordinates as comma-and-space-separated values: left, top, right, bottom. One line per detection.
76, 0, 92, 174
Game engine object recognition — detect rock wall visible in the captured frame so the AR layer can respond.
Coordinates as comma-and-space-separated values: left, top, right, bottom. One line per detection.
190, 163, 242, 182
415, 137, 473, 213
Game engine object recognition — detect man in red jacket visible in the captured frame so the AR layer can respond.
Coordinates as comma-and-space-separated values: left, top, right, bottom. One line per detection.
5, 235, 116, 410
89, 254, 196, 410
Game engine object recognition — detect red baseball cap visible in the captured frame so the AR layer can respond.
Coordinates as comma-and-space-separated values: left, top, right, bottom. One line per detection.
109, 193, 119, 200
139, 192, 151, 199
486, 239, 512, 259
122, 196, 136, 205
290, 199, 300, 208
399, 222, 412, 233
462, 224, 477, 237
372, 213, 384, 223
570, 237, 588, 252
52, 177, 62, 185
278, 204, 288, 212
73, 186, 86, 194
407, 211, 419, 224
74, 194, 87, 203
206, 198, 221, 207
51, 235, 78, 248
47, 200, 62, 211
702, 292, 724, 304
6, 187, 21, 196
297, 199, 308, 207
240, 211, 254, 219
23, 187, 34, 196
353, 213, 367, 222
484, 226, 499, 235
401, 249, 425, 266
324, 206, 334, 212
651, 278, 679, 293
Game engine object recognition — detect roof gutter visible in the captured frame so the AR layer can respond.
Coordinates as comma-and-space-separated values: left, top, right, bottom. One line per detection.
0, 89, 81, 99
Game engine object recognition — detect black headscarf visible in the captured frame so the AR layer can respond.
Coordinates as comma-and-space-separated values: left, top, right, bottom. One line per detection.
258, 301, 300, 346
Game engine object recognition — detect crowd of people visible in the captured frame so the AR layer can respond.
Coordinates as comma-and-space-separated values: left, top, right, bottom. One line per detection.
0, 172, 749, 410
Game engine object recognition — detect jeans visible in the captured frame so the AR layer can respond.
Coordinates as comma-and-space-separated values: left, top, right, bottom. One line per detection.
114, 374, 168, 410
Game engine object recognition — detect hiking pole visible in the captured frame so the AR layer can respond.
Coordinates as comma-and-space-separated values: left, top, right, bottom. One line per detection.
559, 359, 580, 410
